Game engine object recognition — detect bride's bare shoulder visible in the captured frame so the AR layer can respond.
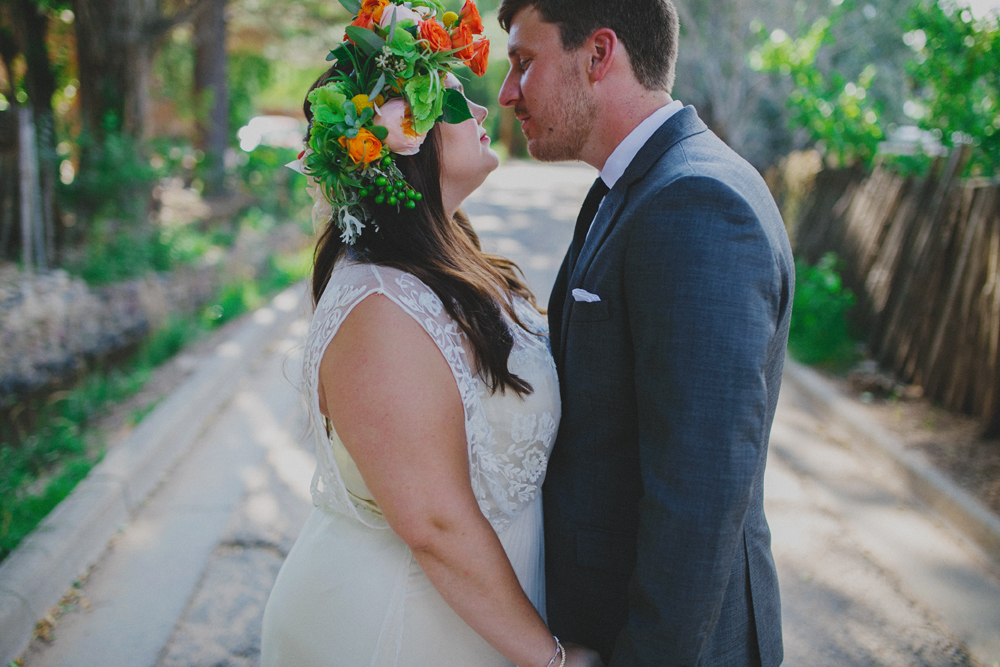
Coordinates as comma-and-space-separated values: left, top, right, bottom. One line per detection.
319, 291, 458, 406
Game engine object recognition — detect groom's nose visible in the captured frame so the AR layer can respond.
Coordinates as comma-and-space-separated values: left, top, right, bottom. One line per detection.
499, 65, 520, 108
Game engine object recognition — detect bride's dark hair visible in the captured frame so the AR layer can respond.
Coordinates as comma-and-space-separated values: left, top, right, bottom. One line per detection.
305, 68, 538, 396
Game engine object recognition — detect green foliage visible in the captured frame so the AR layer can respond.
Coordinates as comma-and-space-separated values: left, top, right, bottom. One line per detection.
750, 3, 885, 168
60, 115, 158, 220
905, 1, 1000, 176
0, 453, 97, 562
71, 221, 172, 285
238, 146, 311, 218
152, 28, 197, 126
262, 246, 314, 293
789, 253, 859, 367
229, 51, 273, 136
0, 353, 162, 560
202, 246, 312, 327
203, 279, 263, 326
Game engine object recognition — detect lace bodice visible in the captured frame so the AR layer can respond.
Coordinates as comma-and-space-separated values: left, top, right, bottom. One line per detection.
301, 259, 560, 533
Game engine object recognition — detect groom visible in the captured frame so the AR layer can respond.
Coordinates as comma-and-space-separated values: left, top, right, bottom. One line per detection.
498, 1, 792, 665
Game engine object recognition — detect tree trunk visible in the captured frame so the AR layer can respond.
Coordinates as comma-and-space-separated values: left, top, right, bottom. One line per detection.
14, 0, 61, 263
18, 105, 41, 271
194, 0, 229, 195
72, 0, 156, 138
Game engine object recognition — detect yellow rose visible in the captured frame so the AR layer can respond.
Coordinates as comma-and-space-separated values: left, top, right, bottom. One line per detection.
339, 128, 383, 164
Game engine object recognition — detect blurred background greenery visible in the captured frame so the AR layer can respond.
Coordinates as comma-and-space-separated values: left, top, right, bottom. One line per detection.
2, 0, 998, 281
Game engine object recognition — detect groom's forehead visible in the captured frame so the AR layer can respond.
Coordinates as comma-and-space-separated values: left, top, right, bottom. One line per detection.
506, 9, 562, 56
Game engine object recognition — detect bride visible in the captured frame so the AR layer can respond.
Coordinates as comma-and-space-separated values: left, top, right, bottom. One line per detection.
260, 2, 602, 665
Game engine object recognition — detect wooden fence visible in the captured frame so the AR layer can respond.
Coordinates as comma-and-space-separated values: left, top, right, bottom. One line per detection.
794, 148, 1000, 435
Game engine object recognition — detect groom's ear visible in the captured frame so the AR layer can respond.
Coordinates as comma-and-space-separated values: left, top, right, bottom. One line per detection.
585, 28, 618, 83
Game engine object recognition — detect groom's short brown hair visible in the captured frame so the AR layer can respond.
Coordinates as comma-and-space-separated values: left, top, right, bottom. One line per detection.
498, 0, 680, 92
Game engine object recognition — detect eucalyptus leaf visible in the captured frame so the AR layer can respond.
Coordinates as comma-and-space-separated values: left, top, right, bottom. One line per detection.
347, 128, 359, 139
336, 0, 362, 15
440, 88, 474, 125
369, 73, 386, 101
345, 26, 387, 56
370, 125, 389, 141
387, 7, 398, 43
360, 107, 375, 124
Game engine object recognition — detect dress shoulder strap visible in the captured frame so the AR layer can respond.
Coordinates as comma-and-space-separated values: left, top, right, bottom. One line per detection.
302, 260, 490, 527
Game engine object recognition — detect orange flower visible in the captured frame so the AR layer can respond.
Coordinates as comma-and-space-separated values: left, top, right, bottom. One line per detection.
469, 38, 489, 77
451, 22, 474, 60
361, 0, 389, 22
459, 0, 484, 35
419, 18, 452, 52
339, 129, 383, 164
347, 11, 374, 40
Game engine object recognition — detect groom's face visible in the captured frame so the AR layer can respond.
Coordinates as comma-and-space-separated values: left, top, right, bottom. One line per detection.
499, 6, 597, 162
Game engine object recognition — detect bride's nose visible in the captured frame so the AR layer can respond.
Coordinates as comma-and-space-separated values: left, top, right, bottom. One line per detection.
471, 101, 488, 124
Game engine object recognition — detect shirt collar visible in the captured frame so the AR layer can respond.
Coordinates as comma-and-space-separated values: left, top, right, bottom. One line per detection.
599, 100, 684, 190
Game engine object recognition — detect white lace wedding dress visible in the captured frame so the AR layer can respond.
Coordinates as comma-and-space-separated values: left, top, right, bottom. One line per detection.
261, 259, 560, 667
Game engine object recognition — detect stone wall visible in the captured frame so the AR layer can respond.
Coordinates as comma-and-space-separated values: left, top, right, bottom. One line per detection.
0, 265, 216, 401
0, 221, 308, 405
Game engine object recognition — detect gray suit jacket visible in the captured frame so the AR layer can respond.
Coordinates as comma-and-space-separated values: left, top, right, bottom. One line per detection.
545, 106, 792, 667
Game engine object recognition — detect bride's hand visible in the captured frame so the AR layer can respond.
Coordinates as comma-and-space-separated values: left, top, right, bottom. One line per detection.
563, 643, 605, 667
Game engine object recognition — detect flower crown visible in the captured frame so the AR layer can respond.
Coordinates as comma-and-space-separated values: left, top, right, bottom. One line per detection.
289, 0, 490, 245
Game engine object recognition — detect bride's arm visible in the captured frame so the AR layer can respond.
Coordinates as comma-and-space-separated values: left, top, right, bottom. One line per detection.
321, 294, 594, 667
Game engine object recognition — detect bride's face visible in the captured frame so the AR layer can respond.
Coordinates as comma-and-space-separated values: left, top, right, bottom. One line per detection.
438, 73, 500, 206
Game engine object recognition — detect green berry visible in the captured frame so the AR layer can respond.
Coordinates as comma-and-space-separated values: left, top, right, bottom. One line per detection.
382, 157, 392, 166
359, 188, 369, 197
375, 195, 385, 204
388, 196, 398, 206
405, 200, 417, 209
413, 192, 423, 201
406, 190, 416, 199
375, 177, 388, 187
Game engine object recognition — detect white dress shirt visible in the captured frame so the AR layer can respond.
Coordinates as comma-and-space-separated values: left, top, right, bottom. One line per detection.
588, 99, 684, 237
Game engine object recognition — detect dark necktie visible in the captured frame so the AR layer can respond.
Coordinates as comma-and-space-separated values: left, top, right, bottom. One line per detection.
568, 177, 610, 276
548, 176, 610, 365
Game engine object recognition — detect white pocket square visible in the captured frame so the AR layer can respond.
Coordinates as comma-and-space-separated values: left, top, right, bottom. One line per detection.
572, 289, 602, 303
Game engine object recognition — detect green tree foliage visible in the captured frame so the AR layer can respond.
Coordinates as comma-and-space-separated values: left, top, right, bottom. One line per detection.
905, 1, 1000, 176
753, 0, 1000, 176
789, 253, 858, 367
750, 2, 885, 168
229, 51, 272, 134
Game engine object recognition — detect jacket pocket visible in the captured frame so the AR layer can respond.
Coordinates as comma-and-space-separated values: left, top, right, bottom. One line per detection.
569, 300, 611, 322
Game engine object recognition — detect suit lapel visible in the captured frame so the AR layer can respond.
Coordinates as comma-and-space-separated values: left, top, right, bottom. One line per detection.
558, 106, 709, 363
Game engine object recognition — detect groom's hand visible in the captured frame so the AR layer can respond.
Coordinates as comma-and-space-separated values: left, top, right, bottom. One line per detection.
563, 642, 605, 667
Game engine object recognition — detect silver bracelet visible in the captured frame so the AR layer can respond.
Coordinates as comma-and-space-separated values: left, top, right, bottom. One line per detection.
545, 637, 566, 667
